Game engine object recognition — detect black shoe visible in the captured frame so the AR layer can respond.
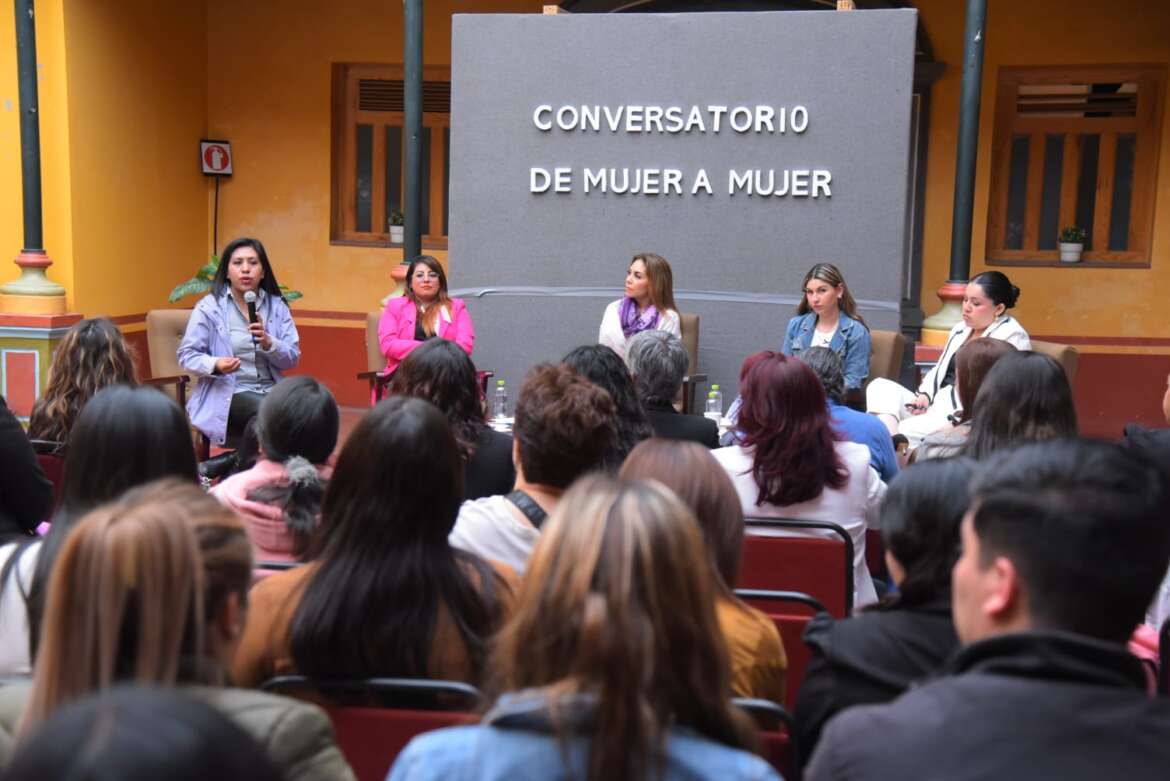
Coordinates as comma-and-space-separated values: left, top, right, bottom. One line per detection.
198, 450, 238, 481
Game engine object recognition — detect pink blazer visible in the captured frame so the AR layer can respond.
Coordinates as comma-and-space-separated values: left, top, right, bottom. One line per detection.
378, 295, 476, 374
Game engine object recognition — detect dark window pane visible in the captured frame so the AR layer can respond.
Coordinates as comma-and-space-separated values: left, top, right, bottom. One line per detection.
443, 127, 450, 237
355, 124, 373, 233
1037, 134, 1064, 250
385, 126, 403, 233
1075, 134, 1099, 250
1109, 133, 1136, 251
421, 128, 432, 235
1003, 135, 1030, 249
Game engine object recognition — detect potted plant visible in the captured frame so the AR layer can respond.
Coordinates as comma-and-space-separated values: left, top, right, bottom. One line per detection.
169, 255, 303, 303
389, 209, 405, 244
1058, 226, 1086, 263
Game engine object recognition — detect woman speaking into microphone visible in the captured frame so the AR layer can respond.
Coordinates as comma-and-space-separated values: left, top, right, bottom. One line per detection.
178, 237, 301, 450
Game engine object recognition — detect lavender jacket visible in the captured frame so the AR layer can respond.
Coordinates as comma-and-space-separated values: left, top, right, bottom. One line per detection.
177, 289, 300, 445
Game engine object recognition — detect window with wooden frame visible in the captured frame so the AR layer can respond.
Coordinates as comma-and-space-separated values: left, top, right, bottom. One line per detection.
331, 64, 451, 246
986, 64, 1165, 267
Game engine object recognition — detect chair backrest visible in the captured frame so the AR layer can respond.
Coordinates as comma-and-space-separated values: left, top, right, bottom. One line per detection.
365, 312, 383, 372
865, 528, 887, 582
733, 696, 797, 779
868, 329, 906, 384
735, 590, 824, 715
261, 675, 482, 781
679, 313, 699, 375
1029, 339, 1080, 382
30, 440, 65, 519
739, 518, 854, 617
145, 309, 193, 381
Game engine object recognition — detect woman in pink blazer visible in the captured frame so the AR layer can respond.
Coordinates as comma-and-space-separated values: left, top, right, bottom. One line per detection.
379, 255, 476, 374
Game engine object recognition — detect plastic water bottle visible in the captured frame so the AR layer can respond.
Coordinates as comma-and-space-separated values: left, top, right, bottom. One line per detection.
492, 379, 508, 421
711, 384, 723, 415
704, 390, 722, 422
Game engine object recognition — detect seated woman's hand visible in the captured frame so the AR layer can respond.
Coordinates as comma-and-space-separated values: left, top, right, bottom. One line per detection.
215, 357, 241, 375
907, 393, 930, 415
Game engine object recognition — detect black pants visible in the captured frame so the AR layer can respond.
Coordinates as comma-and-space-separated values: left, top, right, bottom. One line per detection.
227, 391, 264, 440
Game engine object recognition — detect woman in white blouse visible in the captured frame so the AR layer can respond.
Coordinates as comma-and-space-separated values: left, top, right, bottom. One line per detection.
598, 253, 681, 363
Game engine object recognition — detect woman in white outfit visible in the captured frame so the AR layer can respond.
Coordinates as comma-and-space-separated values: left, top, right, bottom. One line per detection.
598, 252, 681, 363
867, 271, 1030, 446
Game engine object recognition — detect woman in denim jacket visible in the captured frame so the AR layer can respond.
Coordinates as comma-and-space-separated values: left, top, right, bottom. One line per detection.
781, 263, 871, 392
177, 238, 300, 446
388, 476, 779, 781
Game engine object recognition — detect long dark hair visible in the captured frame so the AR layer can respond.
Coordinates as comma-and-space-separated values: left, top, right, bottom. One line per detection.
736, 351, 847, 507
388, 339, 487, 462
953, 337, 1018, 423
404, 255, 452, 337
562, 344, 652, 470
877, 458, 976, 609
289, 396, 504, 680
965, 351, 1078, 460
14, 385, 198, 661
247, 377, 339, 559
211, 237, 284, 300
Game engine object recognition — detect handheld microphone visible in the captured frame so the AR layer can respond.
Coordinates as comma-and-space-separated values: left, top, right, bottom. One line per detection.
244, 290, 258, 347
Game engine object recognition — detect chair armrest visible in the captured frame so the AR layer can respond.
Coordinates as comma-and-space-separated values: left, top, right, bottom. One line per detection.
356, 370, 390, 405
680, 373, 709, 415
143, 374, 190, 407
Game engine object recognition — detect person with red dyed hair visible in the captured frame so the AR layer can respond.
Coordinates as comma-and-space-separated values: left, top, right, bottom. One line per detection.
713, 352, 885, 606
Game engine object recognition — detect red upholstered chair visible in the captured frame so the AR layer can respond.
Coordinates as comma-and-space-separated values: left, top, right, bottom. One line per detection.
29, 439, 65, 520
733, 696, 797, 779
739, 517, 854, 617
260, 676, 482, 781
865, 528, 887, 581
735, 589, 825, 713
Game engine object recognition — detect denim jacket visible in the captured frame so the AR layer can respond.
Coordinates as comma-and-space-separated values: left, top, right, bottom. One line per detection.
782, 311, 871, 390
177, 289, 300, 445
386, 691, 780, 781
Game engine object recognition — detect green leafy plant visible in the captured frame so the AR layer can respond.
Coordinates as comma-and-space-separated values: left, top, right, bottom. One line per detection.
1058, 225, 1087, 244
389, 209, 405, 227
168, 255, 304, 303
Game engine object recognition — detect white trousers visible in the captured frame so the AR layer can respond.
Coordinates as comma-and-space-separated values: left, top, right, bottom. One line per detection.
866, 378, 958, 448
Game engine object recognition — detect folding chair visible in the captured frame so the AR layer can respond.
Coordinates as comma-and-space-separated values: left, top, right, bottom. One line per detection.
735, 589, 825, 713
733, 696, 797, 779
739, 517, 855, 616
260, 676, 482, 781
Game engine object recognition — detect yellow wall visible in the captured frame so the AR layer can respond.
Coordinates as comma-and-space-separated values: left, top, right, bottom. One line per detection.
916, 0, 1170, 338
205, 0, 542, 314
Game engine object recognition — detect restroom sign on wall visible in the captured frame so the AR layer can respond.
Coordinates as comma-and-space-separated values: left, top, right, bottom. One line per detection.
200, 140, 233, 175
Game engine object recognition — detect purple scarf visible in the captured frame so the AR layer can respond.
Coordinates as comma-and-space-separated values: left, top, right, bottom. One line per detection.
619, 297, 659, 339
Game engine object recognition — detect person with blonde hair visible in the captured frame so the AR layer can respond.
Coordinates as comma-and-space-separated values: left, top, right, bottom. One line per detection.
27, 316, 137, 448
388, 475, 779, 781
782, 263, 872, 393
0, 479, 354, 780
598, 252, 682, 363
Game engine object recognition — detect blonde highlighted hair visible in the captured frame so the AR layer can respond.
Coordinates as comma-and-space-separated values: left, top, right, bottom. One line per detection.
631, 252, 677, 313
489, 475, 754, 781
27, 317, 137, 447
20, 479, 250, 736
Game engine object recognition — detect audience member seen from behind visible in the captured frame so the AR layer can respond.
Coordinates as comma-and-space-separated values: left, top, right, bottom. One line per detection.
781, 263, 872, 393
449, 363, 616, 576
800, 347, 898, 482
795, 457, 974, 768
27, 316, 137, 450
714, 351, 885, 607
210, 376, 339, 563
2, 688, 284, 781
0, 480, 354, 781
964, 350, 1077, 461
0, 386, 198, 676
233, 397, 516, 689
867, 271, 1030, 446
378, 255, 475, 375
0, 396, 52, 543
806, 440, 1170, 780
177, 237, 301, 448
913, 338, 1017, 461
389, 339, 514, 501
389, 476, 778, 781
598, 252, 682, 364
627, 330, 718, 448
620, 439, 786, 702
562, 344, 653, 470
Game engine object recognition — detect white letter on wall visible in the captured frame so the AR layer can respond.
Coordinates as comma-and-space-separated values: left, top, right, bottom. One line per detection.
691, 169, 712, 194
812, 170, 832, 197
530, 167, 551, 193
533, 105, 553, 131
554, 167, 572, 193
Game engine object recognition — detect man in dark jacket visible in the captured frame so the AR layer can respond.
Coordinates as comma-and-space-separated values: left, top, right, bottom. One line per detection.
627, 330, 718, 448
0, 396, 52, 541
807, 438, 1170, 781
